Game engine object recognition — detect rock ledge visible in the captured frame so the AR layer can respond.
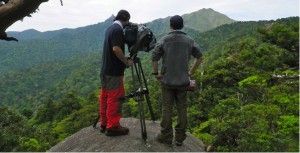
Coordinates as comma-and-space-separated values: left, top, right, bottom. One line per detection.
48, 118, 205, 152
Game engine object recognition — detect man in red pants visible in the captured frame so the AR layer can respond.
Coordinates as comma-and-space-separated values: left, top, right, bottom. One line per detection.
99, 10, 133, 136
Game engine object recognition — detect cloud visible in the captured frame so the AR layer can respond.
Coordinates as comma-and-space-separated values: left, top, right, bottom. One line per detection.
7, 0, 299, 32
216, 0, 299, 21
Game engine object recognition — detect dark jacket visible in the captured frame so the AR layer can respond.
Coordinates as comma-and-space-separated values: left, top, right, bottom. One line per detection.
152, 31, 202, 87
101, 23, 126, 77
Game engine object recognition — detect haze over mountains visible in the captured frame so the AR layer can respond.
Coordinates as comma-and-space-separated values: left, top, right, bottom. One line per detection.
0, 8, 235, 74
8, 8, 234, 39
0, 8, 236, 108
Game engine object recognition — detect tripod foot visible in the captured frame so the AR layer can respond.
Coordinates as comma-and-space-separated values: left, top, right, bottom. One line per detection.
142, 132, 147, 141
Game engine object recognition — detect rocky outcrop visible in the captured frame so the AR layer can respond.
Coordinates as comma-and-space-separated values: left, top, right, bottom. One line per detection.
48, 118, 205, 152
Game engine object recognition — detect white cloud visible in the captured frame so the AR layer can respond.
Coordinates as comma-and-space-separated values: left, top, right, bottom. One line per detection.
6, 0, 299, 32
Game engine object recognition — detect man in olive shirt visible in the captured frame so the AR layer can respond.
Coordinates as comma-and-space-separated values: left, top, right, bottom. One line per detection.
152, 15, 202, 146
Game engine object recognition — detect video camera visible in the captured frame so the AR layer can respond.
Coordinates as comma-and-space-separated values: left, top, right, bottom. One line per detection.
124, 23, 156, 58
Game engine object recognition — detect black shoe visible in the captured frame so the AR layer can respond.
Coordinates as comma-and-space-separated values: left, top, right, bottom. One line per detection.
175, 141, 183, 146
100, 125, 106, 133
155, 134, 172, 147
105, 126, 129, 136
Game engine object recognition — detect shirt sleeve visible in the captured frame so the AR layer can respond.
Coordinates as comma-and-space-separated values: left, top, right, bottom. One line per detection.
192, 41, 202, 59
111, 28, 124, 48
151, 39, 164, 61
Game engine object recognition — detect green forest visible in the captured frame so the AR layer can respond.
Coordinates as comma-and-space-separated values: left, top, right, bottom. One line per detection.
0, 15, 299, 151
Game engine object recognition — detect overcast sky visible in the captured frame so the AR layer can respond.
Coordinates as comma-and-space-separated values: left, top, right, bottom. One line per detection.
7, 0, 299, 32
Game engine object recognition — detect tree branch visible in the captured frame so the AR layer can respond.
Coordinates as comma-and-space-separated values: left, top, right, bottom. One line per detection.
0, 0, 48, 41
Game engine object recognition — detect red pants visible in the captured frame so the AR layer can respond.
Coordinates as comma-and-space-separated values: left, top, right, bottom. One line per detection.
99, 76, 124, 128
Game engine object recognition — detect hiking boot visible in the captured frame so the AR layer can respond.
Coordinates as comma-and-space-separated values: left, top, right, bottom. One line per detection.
175, 141, 183, 146
155, 134, 172, 147
105, 126, 129, 136
100, 125, 106, 133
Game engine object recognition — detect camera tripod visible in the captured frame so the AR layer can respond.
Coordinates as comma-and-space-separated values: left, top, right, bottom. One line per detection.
126, 55, 156, 141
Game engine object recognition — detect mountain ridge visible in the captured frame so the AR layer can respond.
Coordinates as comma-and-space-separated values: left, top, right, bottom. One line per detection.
182, 8, 235, 32
146, 8, 235, 35
6, 8, 235, 40
0, 8, 235, 74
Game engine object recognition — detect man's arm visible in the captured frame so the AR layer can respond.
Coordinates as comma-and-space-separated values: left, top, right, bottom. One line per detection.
189, 57, 202, 76
112, 46, 133, 66
152, 60, 163, 80
151, 40, 164, 80
152, 61, 159, 74
189, 41, 203, 76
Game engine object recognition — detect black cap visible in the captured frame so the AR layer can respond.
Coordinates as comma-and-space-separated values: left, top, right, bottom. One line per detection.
170, 15, 184, 30
114, 10, 130, 22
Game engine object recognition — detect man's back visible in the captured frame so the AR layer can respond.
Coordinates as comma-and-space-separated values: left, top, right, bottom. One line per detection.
101, 23, 125, 76
152, 31, 201, 87
151, 15, 203, 146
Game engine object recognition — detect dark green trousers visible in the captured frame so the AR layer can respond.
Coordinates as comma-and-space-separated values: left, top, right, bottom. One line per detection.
160, 83, 188, 143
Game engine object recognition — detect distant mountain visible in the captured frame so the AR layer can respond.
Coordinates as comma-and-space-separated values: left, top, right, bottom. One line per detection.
7, 29, 42, 40
0, 9, 234, 74
6, 15, 115, 41
0, 16, 114, 74
182, 8, 235, 32
7, 28, 82, 40
7, 29, 71, 40
146, 8, 235, 35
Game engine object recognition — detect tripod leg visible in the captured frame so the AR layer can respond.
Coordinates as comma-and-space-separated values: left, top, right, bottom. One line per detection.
133, 62, 148, 141
93, 115, 100, 128
137, 100, 147, 140
131, 65, 137, 88
137, 59, 156, 121
144, 94, 156, 121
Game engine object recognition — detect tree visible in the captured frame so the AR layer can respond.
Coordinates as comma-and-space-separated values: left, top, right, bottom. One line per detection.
0, 107, 33, 151
0, 0, 63, 41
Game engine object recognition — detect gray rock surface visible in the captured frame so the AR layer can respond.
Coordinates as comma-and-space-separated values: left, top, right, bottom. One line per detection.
48, 118, 205, 152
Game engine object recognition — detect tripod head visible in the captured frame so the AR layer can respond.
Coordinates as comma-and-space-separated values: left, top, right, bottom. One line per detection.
126, 87, 149, 101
